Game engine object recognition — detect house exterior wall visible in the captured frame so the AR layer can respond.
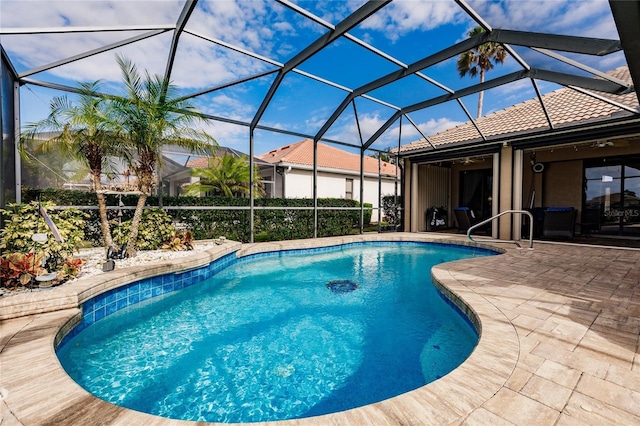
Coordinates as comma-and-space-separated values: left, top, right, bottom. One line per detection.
521, 141, 640, 215
282, 168, 396, 223
542, 160, 583, 209
406, 136, 640, 239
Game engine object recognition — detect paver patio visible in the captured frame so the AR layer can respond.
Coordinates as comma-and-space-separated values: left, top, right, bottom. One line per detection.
1, 233, 639, 425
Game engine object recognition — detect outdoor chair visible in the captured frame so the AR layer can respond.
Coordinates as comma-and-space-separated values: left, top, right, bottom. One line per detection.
542, 207, 576, 239
454, 207, 476, 233
523, 207, 545, 238
577, 207, 601, 236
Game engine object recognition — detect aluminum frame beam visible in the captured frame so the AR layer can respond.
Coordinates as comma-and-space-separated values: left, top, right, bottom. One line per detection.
164, 0, 199, 84
532, 47, 631, 88
314, 31, 492, 143
250, 0, 391, 129
487, 29, 622, 56
532, 68, 632, 94
0, 25, 175, 35
176, 68, 280, 102
609, 0, 640, 105
567, 86, 640, 115
531, 78, 554, 130
279, 0, 454, 97
365, 70, 528, 149
362, 66, 633, 150
19, 29, 169, 78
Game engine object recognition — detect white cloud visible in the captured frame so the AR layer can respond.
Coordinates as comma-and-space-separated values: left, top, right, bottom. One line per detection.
2, 0, 287, 89
197, 119, 250, 150
323, 110, 464, 148
467, 0, 615, 38
6, 0, 629, 156
1, 0, 183, 78
360, 0, 464, 42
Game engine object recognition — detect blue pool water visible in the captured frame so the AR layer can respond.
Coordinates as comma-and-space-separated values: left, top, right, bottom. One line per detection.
57, 242, 495, 423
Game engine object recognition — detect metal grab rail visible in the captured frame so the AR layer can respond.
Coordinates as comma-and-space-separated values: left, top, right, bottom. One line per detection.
466, 209, 534, 249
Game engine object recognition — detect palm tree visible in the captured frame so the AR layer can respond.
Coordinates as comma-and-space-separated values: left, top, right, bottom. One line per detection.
457, 26, 508, 118
109, 55, 217, 256
185, 153, 265, 198
21, 82, 124, 250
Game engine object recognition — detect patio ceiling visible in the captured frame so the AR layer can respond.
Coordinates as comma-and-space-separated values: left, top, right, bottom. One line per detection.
1, 0, 639, 154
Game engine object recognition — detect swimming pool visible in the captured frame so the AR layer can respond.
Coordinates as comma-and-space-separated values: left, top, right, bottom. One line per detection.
57, 242, 496, 423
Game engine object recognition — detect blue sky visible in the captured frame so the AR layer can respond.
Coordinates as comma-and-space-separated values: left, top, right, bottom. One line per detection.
1, 0, 628, 158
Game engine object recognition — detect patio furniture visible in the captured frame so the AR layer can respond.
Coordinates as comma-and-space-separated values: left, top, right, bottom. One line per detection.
426, 206, 448, 231
523, 207, 545, 238
577, 207, 601, 236
542, 207, 576, 238
454, 207, 476, 233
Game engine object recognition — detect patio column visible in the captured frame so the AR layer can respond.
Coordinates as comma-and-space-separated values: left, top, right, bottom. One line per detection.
403, 158, 412, 232
411, 161, 419, 232
512, 149, 524, 240
492, 153, 500, 239
498, 145, 514, 240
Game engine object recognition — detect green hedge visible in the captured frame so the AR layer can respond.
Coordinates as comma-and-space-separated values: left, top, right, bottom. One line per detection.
363, 203, 372, 225
22, 189, 365, 244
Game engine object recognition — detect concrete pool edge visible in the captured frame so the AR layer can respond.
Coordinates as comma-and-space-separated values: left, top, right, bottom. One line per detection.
0, 242, 242, 322
1, 233, 519, 425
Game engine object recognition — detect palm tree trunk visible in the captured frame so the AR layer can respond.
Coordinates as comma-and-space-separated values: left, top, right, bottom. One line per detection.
125, 193, 147, 257
96, 192, 114, 249
92, 173, 114, 249
477, 69, 485, 119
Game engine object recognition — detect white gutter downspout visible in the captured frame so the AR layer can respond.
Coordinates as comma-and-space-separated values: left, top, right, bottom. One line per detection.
282, 165, 291, 197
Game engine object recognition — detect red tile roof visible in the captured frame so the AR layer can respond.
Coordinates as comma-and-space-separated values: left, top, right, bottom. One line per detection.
186, 157, 208, 168
258, 139, 398, 176
400, 66, 639, 153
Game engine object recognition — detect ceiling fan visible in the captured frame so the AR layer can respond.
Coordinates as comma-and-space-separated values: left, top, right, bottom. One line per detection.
591, 139, 629, 148
459, 157, 484, 165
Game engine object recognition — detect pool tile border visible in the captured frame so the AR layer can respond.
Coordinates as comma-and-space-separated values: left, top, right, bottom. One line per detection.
62, 252, 237, 343
62, 239, 496, 348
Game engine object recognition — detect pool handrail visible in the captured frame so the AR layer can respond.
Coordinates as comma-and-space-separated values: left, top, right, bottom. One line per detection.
466, 209, 534, 249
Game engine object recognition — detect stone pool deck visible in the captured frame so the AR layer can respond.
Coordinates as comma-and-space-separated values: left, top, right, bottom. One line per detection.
1, 233, 639, 425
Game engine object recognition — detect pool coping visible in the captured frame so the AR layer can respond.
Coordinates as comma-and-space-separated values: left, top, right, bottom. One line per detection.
1, 233, 519, 425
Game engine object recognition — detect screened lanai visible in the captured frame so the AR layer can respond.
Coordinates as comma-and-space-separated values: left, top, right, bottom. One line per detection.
2, 0, 640, 242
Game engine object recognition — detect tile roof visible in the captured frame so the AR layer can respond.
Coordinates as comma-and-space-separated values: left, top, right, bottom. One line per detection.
400, 66, 639, 153
257, 139, 398, 176
186, 157, 208, 168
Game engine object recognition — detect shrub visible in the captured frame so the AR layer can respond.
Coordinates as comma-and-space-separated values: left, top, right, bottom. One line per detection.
161, 230, 194, 251
59, 257, 86, 281
21, 189, 368, 243
363, 203, 372, 225
0, 201, 87, 272
113, 208, 176, 250
0, 252, 46, 288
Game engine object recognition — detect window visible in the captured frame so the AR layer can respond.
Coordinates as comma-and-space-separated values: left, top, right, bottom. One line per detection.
345, 178, 354, 199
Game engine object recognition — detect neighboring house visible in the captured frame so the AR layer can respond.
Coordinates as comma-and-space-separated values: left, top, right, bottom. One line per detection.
397, 66, 640, 240
163, 147, 275, 197
258, 139, 399, 223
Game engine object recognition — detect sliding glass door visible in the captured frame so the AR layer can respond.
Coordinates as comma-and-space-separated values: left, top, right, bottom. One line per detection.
623, 160, 640, 235
584, 157, 640, 235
